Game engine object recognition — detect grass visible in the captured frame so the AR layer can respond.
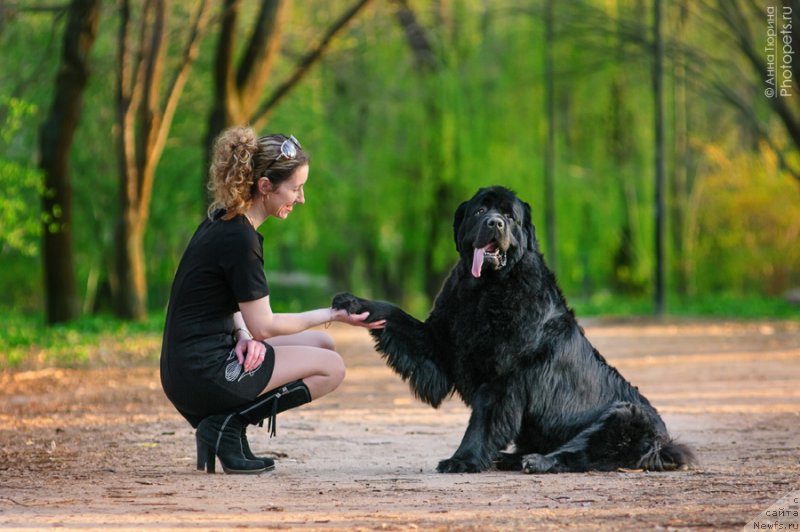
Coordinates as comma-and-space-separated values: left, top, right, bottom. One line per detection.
570, 292, 800, 319
0, 294, 797, 370
0, 311, 165, 370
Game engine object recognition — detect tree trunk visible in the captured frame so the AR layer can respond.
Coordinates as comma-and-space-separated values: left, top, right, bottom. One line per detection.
114, 0, 211, 320
670, 0, 689, 296
423, 183, 453, 299
38, 0, 101, 324
543, 0, 557, 273
203, 0, 288, 187
609, 11, 641, 296
115, 209, 147, 319
204, 0, 372, 200
392, 0, 456, 302
652, 0, 666, 315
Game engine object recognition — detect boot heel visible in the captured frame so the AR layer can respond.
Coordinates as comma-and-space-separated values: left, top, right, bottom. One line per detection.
196, 414, 265, 474
196, 434, 216, 473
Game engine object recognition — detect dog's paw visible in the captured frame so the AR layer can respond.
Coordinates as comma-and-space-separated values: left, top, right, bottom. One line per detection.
436, 457, 484, 473
332, 293, 397, 323
521, 453, 556, 474
331, 292, 364, 313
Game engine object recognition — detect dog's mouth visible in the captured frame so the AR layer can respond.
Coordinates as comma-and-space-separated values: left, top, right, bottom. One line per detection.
471, 241, 507, 278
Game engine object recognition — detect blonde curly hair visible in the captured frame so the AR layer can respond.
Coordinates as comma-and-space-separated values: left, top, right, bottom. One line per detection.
207, 126, 309, 220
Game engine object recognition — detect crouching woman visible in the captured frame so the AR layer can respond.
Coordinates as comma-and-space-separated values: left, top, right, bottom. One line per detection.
160, 126, 383, 474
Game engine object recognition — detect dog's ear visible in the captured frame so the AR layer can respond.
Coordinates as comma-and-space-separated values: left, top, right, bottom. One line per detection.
453, 200, 468, 252
522, 201, 537, 251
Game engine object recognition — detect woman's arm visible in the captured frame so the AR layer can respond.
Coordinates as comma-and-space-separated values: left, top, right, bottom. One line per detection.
238, 295, 383, 340
232, 311, 253, 341
231, 311, 270, 372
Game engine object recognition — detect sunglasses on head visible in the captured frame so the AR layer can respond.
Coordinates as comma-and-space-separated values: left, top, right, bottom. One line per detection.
262, 135, 302, 176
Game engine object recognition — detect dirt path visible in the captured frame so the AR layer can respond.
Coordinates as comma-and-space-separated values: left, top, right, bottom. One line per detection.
1, 319, 799, 530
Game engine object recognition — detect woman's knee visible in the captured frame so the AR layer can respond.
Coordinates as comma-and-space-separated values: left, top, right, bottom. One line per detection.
305, 350, 345, 399
325, 350, 346, 385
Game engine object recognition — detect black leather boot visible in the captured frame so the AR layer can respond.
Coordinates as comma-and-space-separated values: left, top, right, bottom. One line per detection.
196, 381, 312, 474
240, 426, 275, 470
195, 413, 267, 474
235, 380, 313, 465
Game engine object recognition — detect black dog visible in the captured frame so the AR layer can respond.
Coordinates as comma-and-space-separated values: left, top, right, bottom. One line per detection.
333, 186, 694, 474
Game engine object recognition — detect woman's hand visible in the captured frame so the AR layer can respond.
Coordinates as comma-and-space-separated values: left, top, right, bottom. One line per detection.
235, 337, 269, 373
331, 308, 386, 329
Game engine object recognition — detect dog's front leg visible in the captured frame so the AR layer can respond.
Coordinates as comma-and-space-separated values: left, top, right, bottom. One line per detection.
437, 382, 523, 473
333, 292, 454, 407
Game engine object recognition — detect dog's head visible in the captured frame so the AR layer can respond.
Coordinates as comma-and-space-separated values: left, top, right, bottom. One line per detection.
453, 186, 537, 278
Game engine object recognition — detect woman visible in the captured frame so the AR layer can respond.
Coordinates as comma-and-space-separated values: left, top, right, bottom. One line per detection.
160, 126, 383, 475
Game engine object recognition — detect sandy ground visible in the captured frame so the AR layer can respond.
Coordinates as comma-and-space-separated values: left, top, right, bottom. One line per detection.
1, 319, 799, 531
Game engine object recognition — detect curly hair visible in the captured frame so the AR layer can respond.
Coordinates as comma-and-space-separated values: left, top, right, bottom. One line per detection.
207, 126, 309, 220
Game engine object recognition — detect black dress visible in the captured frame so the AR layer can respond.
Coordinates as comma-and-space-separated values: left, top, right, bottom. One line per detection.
160, 211, 275, 427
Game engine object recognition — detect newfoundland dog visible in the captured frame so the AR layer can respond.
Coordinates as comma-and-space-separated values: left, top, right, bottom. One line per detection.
333, 186, 694, 474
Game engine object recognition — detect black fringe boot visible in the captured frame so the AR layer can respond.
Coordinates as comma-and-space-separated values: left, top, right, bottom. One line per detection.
195, 380, 312, 474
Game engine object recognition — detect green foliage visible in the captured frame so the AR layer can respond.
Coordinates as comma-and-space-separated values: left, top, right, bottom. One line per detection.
691, 144, 800, 296
0, 311, 164, 369
0, 0, 798, 323
2, 293, 796, 370
0, 97, 44, 257
571, 292, 800, 320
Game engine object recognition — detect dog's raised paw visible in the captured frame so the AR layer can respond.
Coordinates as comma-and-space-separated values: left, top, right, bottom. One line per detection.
437, 457, 483, 473
331, 292, 363, 313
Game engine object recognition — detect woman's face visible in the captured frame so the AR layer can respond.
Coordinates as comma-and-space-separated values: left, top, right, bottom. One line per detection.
263, 164, 308, 220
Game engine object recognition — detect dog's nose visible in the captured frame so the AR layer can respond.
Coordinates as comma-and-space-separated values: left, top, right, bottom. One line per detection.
486, 216, 504, 229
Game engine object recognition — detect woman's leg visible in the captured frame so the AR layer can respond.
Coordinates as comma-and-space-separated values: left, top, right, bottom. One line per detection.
262, 345, 345, 400
267, 330, 335, 351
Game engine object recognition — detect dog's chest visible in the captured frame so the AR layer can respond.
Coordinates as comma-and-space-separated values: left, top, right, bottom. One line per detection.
448, 285, 523, 377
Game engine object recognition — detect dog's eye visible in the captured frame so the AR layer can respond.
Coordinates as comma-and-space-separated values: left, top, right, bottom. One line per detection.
474, 207, 486, 216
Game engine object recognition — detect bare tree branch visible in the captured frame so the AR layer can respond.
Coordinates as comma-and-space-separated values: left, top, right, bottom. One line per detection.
392, 0, 439, 72
143, 0, 212, 222
114, 0, 214, 319
116, 0, 138, 213
236, 0, 287, 112
251, 0, 374, 128
684, 57, 800, 182
713, 0, 800, 154
137, 0, 166, 201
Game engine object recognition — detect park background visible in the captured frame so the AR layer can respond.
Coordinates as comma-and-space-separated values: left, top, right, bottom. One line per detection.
0, 0, 798, 369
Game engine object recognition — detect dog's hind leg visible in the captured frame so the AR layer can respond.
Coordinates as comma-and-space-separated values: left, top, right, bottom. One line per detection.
521, 401, 673, 473
437, 382, 524, 473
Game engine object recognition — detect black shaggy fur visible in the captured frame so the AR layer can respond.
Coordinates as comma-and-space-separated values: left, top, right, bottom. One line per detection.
333, 186, 695, 474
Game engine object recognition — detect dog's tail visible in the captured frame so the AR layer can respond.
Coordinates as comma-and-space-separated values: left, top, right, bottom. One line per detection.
640, 439, 697, 471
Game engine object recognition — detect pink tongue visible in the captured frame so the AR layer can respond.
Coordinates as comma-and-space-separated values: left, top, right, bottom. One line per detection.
471, 247, 486, 278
